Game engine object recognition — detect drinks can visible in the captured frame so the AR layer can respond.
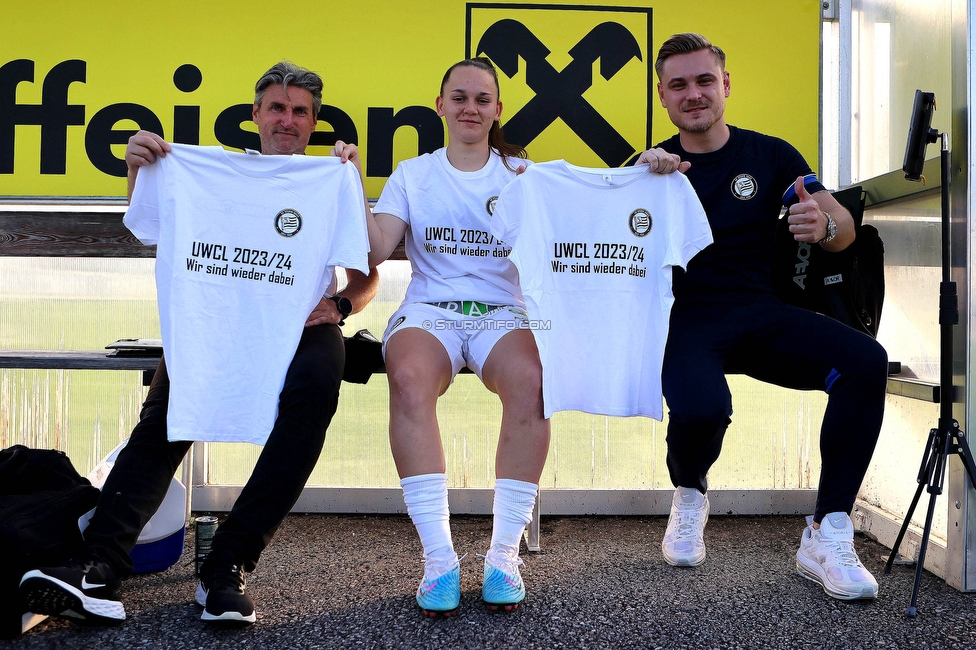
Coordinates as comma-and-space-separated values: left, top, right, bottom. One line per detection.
194, 515, 218, 577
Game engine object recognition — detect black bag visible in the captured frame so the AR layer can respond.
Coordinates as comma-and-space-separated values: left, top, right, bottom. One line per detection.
0, 446, 101, 639
342, 329, 385, 384
772, 186, 885, 338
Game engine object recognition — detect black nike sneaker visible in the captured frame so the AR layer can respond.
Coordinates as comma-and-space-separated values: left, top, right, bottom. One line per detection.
20, 557, 125, 624
195, 551, 256, 625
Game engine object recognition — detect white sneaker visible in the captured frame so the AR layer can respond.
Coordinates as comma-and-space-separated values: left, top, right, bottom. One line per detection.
796, 512, 878, 600
662, 487, 709, 566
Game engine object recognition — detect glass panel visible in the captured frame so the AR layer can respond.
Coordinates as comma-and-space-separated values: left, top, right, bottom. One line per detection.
859, 191, 945, 540
0, 368, 145, 474
546, 379, 826, 491
850, 0, 952, 182
822, 20, 840, 190
3, 257, 830, 491
865, 190, 942, 381
0, 257, 158, 474
212, 373, 827, 491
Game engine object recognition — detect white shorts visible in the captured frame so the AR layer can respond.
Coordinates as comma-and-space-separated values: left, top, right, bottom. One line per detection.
383, 302, 529, 380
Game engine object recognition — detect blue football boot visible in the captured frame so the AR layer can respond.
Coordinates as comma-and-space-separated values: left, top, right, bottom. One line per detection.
481, 545, 525, 611
416, 561, 460, 617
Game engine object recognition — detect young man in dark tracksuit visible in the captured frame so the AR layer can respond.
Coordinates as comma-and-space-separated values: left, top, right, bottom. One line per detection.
636, 33, 887, 600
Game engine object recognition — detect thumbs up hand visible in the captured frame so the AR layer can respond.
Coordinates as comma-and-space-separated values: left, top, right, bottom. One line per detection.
794, 176, 812, 203
787, 176, 827, 243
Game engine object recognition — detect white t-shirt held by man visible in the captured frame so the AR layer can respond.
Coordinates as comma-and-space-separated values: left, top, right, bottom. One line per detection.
125, 144, 369, 444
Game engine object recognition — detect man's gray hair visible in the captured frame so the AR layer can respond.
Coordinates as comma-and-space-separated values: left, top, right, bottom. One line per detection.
655, 33, 726, 79
254, 61, 324, 114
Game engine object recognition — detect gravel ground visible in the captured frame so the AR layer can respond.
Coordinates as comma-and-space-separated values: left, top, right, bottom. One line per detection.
11, 514, 976, 649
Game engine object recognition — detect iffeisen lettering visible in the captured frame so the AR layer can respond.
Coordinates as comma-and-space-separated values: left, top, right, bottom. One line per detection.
0, 60, 447, 178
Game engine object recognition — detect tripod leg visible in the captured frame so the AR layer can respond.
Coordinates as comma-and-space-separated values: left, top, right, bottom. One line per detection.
908, 485, 941, 617
885, 479, 927, 573
951, 426, 976, 488
887, 427, 940, 573
907, 428, 952, 617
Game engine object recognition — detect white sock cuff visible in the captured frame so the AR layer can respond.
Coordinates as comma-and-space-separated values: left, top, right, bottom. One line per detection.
401, 473, 449, 525
400, 473, 447, 489
495, 478, 539, 502
493, 479, 538, 527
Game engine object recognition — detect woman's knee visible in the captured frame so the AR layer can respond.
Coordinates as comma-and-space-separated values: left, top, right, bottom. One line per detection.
387, 361, 448, 413
499, 356, 544, 396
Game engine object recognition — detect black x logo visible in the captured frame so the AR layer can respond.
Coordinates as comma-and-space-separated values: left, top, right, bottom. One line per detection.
477, 20, 642, 167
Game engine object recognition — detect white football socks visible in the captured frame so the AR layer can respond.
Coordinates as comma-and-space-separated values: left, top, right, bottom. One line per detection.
490, 478, 539, 551
401, 473, 457, 573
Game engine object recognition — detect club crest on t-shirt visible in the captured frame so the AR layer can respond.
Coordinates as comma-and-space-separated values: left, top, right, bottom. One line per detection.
275, 209, 303, 237
731, 174, 758, 200
486, 196, 498, 216
629, 209, 652, 237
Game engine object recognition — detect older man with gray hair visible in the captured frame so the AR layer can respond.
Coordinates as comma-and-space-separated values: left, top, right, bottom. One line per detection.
20, 60, 378, 626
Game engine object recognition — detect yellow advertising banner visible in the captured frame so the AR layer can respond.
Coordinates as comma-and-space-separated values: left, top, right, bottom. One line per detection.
0, 0, 821, 198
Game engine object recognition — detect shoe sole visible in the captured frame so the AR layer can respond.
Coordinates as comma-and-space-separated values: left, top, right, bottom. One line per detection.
485, 602, 521, 612
795, 558, 878, 600
419, 607, 458, 618
20, 575, 125, 624
662, 550, 706, 567
201, 610, 257, 625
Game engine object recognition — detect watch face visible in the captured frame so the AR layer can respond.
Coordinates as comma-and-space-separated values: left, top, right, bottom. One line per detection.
334, 296, 353, 316
820, 213, 838, 243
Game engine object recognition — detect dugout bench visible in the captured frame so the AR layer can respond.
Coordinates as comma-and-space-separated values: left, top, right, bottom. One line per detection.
0, 203, 545, 551
1, 200, 947, 555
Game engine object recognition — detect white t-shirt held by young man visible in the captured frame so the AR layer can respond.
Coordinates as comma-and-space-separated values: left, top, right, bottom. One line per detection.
491, 160, 712, 419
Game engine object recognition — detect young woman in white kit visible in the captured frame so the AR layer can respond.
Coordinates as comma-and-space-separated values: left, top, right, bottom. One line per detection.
337, 57, 549, 616
333, 56, 684, 616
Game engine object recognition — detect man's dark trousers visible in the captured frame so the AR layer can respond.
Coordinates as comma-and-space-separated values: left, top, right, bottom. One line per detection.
83, 323, 345, 576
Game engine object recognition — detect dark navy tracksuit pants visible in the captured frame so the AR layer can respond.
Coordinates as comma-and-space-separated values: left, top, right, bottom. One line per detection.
662, 299, 887, 523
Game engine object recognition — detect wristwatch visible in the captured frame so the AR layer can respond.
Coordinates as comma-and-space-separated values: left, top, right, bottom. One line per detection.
329, 295, 353, 326
818, 212, 838, 245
